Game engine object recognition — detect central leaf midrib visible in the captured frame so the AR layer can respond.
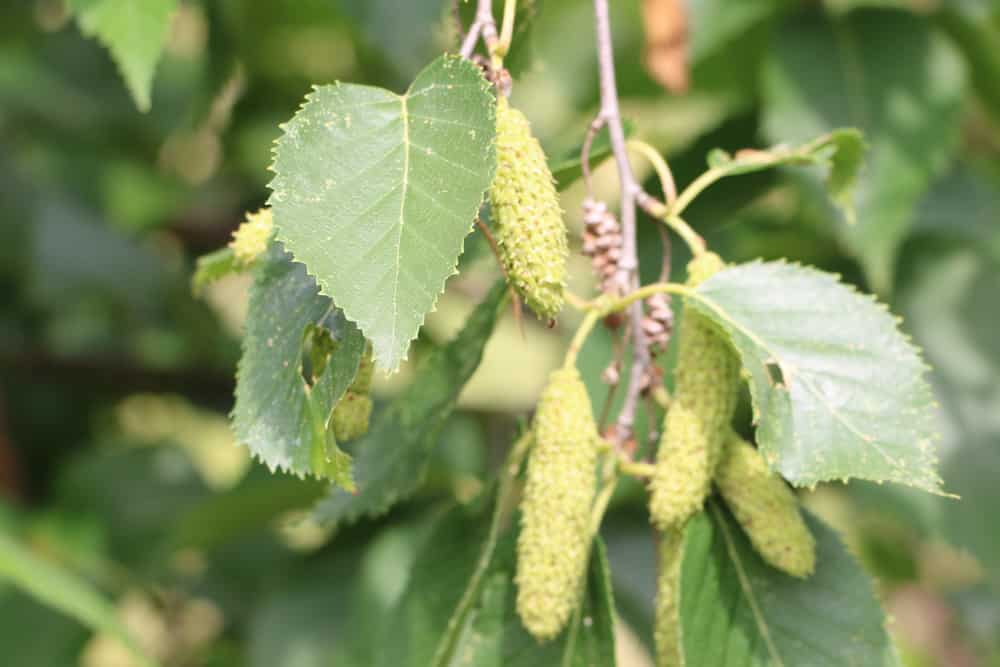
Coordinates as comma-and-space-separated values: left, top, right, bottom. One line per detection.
390, 90, 411, 358
711, 504, 785, 666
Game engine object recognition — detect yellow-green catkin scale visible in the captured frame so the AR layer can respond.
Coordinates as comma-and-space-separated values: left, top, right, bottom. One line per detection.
331, 345, 374, 443
649, 252, 740, 530
229, 208, 273, 265
654, 528, 685, 667
490, 96, 568, 321
715, 432, 816, 578
516, 367, 598, 641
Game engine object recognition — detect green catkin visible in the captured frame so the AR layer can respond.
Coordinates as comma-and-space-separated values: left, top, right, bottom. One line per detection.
715, 432, 816, 578
229, 208, 273, 266
516, 367, 598, 641
490, 96, 568, 321
331, 345, 374, 443
654, 528, 686, 667
649, 252, 740, 530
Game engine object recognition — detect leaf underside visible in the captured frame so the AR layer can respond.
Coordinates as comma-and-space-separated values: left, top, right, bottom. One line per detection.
268, 55, 497, 371
232, 242, 365, 488
689, 260, 942, 492
680, 503, 899, 667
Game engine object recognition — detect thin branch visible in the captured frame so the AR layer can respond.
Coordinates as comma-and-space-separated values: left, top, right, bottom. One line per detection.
627, 138, 677, 205
460, 0, 499, 59
580, 113, 607, 195
593, 0, 649, 445
497, 0, 518, 56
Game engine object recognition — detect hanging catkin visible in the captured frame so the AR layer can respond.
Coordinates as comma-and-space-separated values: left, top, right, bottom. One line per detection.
490, 96, 568, 321
648, 252, 739, 530
715, 431, 816, 578
516, 367, 598, 640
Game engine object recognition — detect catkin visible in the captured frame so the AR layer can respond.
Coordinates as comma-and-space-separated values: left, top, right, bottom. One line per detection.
229, 208, 273, 265
715, 432, 816, 578
516, 367, 598, 640
649, 252, 740, 530
490, 96, 568, 321
654, 528, 686, 667
331, 345, 374, 443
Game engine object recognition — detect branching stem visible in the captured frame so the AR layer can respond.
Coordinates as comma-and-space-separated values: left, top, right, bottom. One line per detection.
459, 0, 499, 59
592, 0, 648, 445
627, 139, 678, 205
564, 309, 602, 369
497, 0, 517, 56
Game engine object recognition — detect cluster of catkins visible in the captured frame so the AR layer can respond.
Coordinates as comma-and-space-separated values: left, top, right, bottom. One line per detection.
487, 93, 815, 659
648, 253, 816, 665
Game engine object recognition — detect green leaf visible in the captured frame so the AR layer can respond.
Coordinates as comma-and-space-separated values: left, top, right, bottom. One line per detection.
550, 120, 634, 191
233, 242, 366, 488
269, 55, 497, 370
67, 0, 177, 112
314, 281, 506, 527
0, 533, 159, 667
191, 247, 239, 296
380, 501, 617, 667
679, 504, 899, 666
692, 129, 864, 221
762, 9, 966, 293
687, 260, 942, 492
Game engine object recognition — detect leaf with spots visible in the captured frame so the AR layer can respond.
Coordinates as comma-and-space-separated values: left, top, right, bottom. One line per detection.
685, 261, 942, 492
233, 241, 366, 489
268, 55, 497, 371
679, 503, 900, 667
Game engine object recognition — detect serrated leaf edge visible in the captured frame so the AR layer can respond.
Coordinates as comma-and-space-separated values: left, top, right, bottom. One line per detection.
689, 259, 944, 492
266, 54, 497, 372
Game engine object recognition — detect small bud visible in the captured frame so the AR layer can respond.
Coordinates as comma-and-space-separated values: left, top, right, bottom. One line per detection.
490, 97, 568, 320
330, 391, 372, 443
229, 208, 273, 266
601, 363, 619, 385
330, 345, 375, 443
654, 528, 685, 667
715, 432, 816, 578
648, 252, 739, 530
516, 367, 599, 641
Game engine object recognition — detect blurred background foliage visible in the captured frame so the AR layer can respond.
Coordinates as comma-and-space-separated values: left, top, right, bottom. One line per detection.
0, 0, 998, 665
